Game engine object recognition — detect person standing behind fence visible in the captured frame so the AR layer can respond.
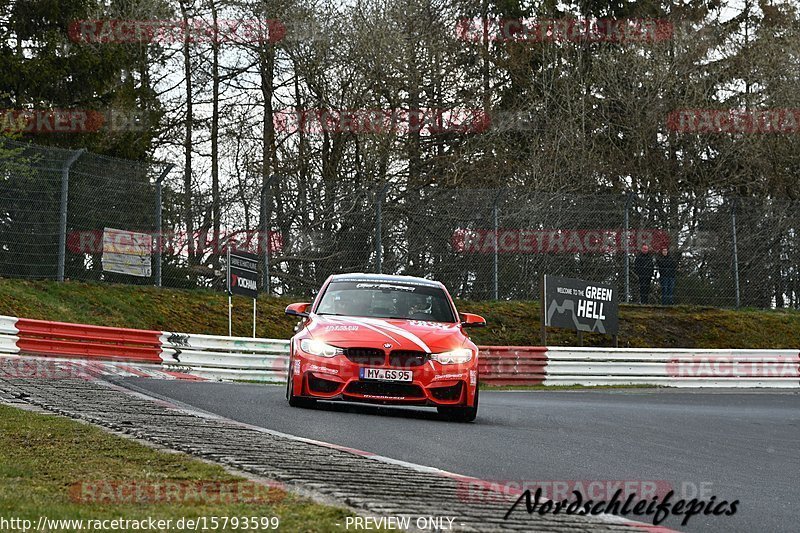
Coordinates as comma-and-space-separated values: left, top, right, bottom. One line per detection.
657, 247, 677, 305
634, 244, 654, 304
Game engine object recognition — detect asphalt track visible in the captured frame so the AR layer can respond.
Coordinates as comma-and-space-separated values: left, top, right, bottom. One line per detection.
122, 379, 800, 533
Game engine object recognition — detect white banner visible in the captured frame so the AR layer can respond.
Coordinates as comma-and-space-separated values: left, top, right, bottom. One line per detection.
102, 228, 152, 277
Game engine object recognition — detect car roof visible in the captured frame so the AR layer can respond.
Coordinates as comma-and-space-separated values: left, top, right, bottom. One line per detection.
329, 273, 443, 288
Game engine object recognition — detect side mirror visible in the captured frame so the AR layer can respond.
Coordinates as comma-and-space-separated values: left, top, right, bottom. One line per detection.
285, 302, 311, 318
460, 313, 486, 327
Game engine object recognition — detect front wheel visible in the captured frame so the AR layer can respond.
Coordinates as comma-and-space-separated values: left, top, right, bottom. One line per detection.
438, 383, 479, 422
286, 357, 316, 408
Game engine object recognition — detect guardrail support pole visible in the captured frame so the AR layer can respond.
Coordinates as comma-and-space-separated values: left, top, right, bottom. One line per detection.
57, 149, 85, 282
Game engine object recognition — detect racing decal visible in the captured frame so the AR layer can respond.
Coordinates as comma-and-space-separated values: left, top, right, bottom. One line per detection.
409, 320, 452, 329
306, 364, 338, 375
433, 373, 466, 381
356, 282, 416, 292
324, 316, 401, 344
293, 360, 301, 375
339, 277, 438, 287
324, 325, 359, 332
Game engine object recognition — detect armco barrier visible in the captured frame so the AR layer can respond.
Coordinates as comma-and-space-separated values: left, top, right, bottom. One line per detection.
0, 316, 20, 355
160, 331, 289, 382
478, 346, 547, 385
544, 347, 800, 388
10, 316, 162, 363
1, 314, 798, 387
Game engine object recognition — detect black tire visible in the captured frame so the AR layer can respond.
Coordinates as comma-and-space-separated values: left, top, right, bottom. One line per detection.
438, 383, 479, 422
286, 356, 316, 408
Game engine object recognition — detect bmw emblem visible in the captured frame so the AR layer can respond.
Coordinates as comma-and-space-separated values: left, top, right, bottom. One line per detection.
383, 343, 392, 349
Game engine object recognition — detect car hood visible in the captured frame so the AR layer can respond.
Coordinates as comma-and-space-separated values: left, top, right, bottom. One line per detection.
305, 314, 467, 353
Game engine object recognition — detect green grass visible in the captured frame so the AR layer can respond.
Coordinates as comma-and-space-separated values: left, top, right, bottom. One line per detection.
0, 404, 373, 532
1, 278, 799, 348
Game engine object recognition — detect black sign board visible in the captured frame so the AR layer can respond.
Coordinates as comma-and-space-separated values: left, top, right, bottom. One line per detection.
543, 275, 619, 335
227, 249, 259, 299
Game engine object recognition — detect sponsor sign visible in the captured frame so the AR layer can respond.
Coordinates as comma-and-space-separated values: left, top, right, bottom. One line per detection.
543, 275, 619, 335
101, 228, 152, 277
227, 249, 259, 299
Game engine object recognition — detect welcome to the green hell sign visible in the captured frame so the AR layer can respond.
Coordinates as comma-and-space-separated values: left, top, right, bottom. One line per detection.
546, 276, 619, 335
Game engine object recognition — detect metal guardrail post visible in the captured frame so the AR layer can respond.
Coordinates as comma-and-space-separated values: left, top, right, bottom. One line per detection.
375, 182, 390, 273
260, 174, 281, 295
732, 198, 741, 308
623, 192, 633, 303
57, 149, 85, 282
491, 190, 504, 300
153, 163, 174, 287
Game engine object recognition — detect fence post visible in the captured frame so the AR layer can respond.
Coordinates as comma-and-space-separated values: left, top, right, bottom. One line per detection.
731, 198, 741, 308
153, 163, 174, 287
623, 192, 633, 303
375, 182, 390, 273
492, 194, 500, 300
260, 174, 281, 295
57, 149, 85, 282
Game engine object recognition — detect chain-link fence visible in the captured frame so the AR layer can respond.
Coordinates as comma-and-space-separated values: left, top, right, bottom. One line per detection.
0, 139, 170, 285
268, 185, 799, 309
2, 139, 798, 309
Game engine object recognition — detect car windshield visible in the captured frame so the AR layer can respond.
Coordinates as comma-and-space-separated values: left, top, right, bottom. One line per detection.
315, 280, 456, 323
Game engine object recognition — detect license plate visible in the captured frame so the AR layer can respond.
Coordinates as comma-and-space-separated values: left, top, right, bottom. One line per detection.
359, 368, 412, 382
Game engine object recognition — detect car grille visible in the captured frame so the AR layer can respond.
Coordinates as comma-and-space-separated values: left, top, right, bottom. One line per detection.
345, 381, 424, 398
389, 350, 429, 368
343, 347, 386, 366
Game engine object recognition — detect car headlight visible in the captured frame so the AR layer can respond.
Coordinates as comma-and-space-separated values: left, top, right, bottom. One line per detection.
430, 348, 473, 364
299, 339, 343, 358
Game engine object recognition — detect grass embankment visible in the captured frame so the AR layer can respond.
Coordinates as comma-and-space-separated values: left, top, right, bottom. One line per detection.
0, 404, 369, 532
1, 279, 799, 348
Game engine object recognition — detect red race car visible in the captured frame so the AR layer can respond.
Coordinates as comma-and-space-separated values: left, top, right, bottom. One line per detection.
284, 273, 486, 422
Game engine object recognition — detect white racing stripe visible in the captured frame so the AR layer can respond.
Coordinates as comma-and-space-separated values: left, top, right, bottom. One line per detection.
323, 315, 401, 345
329, 316, 432, 353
